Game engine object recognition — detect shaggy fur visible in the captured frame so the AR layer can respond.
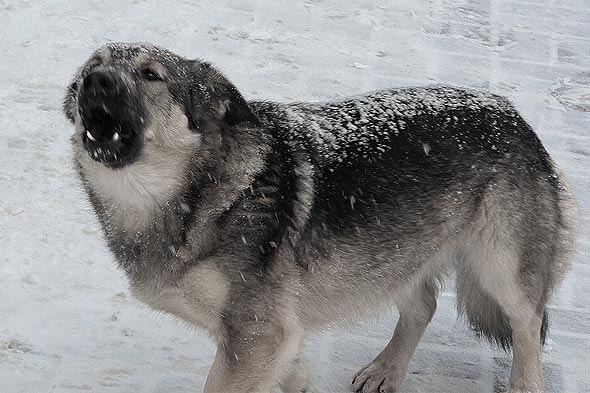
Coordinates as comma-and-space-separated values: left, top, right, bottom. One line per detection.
63, 43, 578, 393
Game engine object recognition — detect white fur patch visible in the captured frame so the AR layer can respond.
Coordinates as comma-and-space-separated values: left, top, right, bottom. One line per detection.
73, 105, 197, 228
132, 264, 229, 340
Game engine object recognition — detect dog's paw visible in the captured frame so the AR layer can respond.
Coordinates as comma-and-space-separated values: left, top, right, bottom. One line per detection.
351, 361, 403, 393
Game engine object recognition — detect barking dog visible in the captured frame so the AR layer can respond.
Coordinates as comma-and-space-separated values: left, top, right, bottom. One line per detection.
63, 43, 578, 393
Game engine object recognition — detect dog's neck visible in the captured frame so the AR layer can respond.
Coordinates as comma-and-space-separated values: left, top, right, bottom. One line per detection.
75, 123, 271, 281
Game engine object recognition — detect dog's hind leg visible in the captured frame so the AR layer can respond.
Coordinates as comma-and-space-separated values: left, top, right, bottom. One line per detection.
457, 184, 575, 393
459, 250, 546, 393
352, 278, 438, 393
490, 276, 546, 393
508, 311, 545, 393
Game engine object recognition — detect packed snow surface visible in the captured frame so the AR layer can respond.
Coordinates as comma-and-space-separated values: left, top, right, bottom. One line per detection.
1, 0, 589, 392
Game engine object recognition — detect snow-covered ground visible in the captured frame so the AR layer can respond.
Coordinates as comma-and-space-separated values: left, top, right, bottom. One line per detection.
1, 0, 589, 392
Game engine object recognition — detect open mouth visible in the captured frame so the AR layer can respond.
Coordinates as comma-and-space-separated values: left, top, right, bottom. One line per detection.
80, 108, 142, 169
82, 121, 142, 169
83, 129, 126, 168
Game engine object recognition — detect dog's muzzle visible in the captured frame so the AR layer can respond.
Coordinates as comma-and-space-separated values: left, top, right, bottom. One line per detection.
78, 70, 144, 168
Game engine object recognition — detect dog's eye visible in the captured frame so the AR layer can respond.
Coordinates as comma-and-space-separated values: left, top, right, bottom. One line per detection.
142, 69, 163, 81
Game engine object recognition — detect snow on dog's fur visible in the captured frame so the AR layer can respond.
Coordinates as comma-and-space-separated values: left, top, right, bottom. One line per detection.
64, 43, 578, 393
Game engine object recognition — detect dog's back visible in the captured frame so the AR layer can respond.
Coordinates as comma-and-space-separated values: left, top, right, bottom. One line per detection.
254, 86, 549, 166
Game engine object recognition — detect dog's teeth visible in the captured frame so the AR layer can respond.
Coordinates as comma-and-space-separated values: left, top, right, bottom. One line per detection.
112, 132, 120, 142
86, 130, 97, 142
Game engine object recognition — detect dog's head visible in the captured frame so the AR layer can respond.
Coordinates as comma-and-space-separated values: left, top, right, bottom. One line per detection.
64, 42, 258, 169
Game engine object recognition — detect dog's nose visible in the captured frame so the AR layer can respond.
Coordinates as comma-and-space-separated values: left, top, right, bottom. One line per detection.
83, 71, 116, 95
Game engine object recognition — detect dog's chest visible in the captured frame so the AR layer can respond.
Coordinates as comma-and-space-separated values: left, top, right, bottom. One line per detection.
85, 158, 183, 210
129, 263, 230, 339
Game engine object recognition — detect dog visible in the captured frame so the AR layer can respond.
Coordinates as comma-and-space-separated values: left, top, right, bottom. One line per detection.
63, 43, 578, 393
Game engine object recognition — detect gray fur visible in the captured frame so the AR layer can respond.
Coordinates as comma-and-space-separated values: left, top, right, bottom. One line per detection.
63, 43, 578, 393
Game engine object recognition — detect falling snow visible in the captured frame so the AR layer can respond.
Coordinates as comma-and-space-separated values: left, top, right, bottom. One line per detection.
0, 1, 589, 393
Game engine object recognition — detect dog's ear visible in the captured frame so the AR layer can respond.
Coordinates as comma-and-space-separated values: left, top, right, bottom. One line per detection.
188, 61, 259, 127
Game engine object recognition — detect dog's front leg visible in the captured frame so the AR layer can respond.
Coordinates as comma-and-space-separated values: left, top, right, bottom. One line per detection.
204, 321, 303, 393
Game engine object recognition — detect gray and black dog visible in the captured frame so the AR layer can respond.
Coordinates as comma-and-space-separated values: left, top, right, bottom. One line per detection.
63, 43, 578, 393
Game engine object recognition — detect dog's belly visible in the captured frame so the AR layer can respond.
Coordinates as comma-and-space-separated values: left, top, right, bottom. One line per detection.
294, 215, 463, 327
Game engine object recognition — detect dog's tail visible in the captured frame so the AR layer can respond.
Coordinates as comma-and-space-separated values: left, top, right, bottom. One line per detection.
456, 274, 549, 351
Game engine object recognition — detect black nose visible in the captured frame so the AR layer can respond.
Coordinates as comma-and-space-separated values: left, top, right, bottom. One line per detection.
82, 71, 116, 94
